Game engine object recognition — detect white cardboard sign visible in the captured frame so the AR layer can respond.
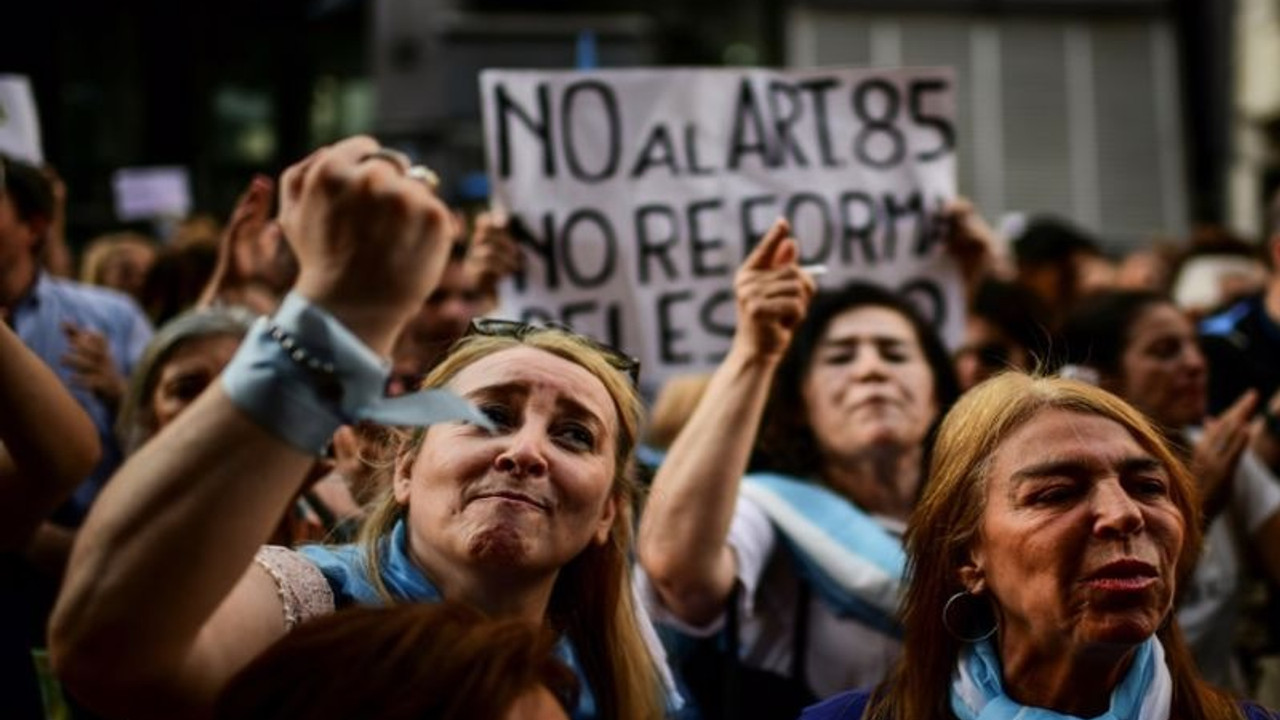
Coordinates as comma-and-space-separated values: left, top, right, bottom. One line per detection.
0, 75, 44, 165
112, 166, 193, 221
481, 67, 960, 389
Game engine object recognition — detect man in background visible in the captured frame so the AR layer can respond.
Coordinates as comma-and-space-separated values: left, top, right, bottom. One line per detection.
0, 155, 151, 547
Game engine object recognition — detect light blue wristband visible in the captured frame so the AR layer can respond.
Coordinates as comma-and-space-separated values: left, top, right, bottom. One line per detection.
221, 292, 491, 455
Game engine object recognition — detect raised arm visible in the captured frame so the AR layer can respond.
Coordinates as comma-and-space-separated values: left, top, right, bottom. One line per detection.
941, 197, 1009, 301
0, 322, 100, 550
638, 220, 815, 626
50, 137, 455, 719
464, 210, 522, 309
196, 174, 281, 312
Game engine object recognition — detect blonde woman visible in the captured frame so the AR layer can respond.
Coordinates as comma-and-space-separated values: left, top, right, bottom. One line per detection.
50, 137, 670, 720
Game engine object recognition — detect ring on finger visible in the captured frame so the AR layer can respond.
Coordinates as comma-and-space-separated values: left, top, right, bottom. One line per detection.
407, 164, 440, 191
358, 148, 412, 173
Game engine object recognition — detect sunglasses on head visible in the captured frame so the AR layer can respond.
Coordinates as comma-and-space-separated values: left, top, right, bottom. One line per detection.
466, 318, 641, 384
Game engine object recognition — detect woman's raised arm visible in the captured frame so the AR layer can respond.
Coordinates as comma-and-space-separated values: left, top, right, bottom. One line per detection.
50, 136, 456, 719
638, 219, 815, 626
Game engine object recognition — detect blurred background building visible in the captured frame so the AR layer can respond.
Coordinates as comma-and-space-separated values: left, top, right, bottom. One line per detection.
1, 0, 1277, 253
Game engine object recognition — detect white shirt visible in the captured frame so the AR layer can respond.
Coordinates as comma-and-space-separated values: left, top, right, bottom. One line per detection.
639, 492, 903, 697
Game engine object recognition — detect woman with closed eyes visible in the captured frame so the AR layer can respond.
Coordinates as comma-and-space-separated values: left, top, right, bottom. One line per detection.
803, 372, 1280, 719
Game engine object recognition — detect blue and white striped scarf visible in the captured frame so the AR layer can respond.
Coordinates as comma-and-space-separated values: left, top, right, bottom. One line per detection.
739, 472, 907, 635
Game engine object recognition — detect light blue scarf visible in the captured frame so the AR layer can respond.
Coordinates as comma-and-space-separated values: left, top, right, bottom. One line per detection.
739, 472, 906, 635
298, 517, 439, 605
950, 637, 1171, 720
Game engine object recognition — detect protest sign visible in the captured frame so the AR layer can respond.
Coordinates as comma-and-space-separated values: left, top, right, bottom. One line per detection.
112, 166, 193, 221
481, 67, 960, 389
0, 75, 44, 165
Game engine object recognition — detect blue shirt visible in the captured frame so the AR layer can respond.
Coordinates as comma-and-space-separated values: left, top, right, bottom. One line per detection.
11, 272, 153, 523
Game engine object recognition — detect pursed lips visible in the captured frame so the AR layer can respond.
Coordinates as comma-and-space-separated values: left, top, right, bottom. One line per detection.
843, 392, 903, 412
467, 489, 551, 512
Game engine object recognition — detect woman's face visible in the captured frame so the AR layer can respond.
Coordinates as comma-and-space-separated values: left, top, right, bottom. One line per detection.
150, 334, 242, 430
802, 306, 938, 459
101, 243, 156, 300
967, 408, 1185, 656
1115, 303, 1207, 428
396, 346, 619, 580
954, 316, 1029, 392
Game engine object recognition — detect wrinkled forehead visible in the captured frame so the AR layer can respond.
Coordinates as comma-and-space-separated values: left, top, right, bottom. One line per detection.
985, 407, 1167, 485
447, 345, 619, 432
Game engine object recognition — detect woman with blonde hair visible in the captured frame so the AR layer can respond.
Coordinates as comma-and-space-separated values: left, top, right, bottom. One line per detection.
79, 231, 157, 302
50, 137, 671, 720
804, 373, 1277, 719
316, 322, 666, 719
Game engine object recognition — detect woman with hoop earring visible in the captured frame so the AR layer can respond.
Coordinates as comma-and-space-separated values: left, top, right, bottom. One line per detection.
802, 373, 1279, 719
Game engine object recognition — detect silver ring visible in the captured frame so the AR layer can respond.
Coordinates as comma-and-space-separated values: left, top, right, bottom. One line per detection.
407, 164, 440, 190
359, 148, 411, 173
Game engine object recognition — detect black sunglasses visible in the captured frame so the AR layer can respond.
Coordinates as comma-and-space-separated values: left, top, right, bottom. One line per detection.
467, 318, 641, 384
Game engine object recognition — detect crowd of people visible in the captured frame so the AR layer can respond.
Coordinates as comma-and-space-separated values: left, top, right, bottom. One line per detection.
3, 132, 1280, 720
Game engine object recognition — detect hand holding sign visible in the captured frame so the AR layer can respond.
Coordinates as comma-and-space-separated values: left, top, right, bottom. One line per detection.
732, 218, 817, 361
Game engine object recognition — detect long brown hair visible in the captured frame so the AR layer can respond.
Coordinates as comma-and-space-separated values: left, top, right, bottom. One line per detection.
867, 372, 1241, 720
357, 330, 664, 720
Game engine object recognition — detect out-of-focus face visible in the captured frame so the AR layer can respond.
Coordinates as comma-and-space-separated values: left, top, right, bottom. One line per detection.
1114, 303, 1207, 428
802, 306, 938, 459
968, 409, 1185, 657
99, 243, 156, 300
149, 334, 242, 431
1074, 252, 1117, 297
1116, 250, 1169, 292
390, 261, 487, 385
396, 346, 618, 581
954, 316, 1029, 392
0, 195, 38, 280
